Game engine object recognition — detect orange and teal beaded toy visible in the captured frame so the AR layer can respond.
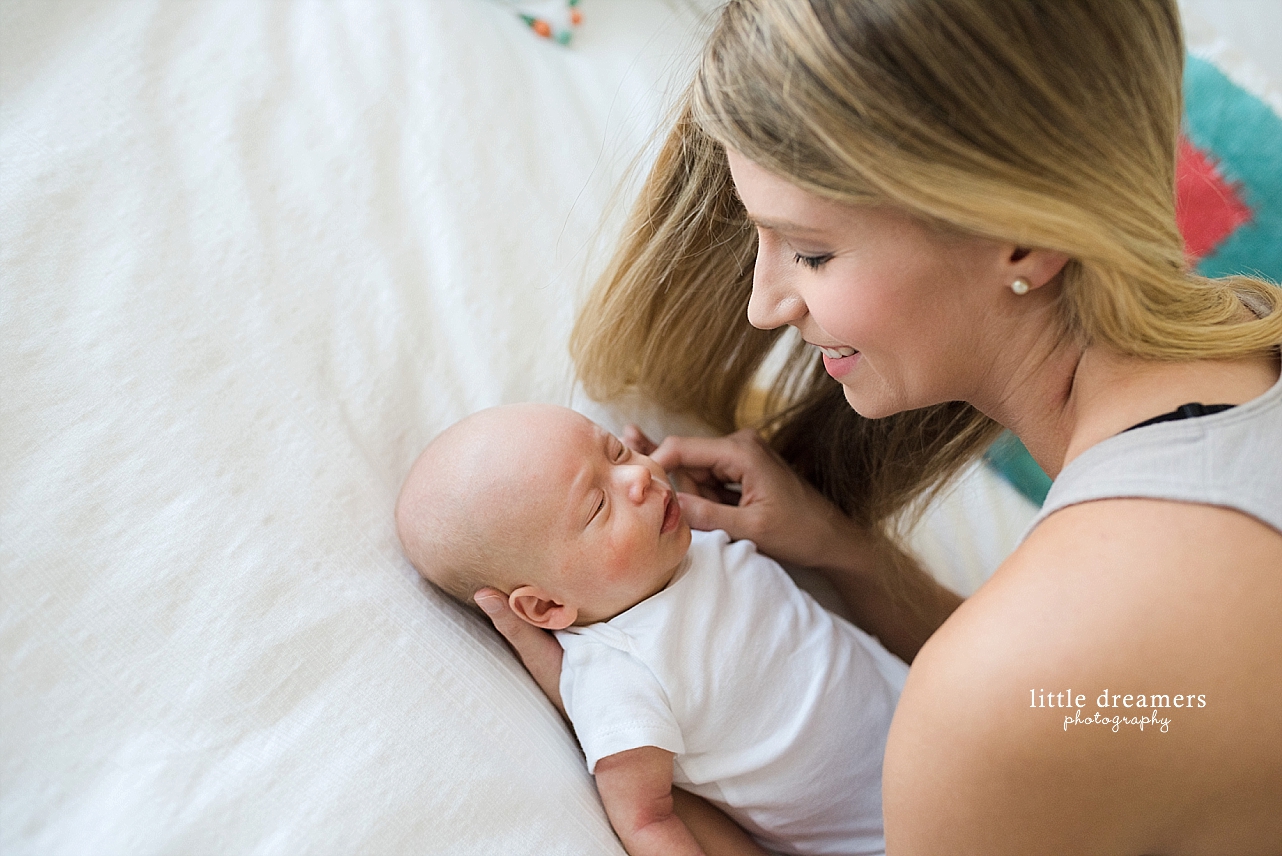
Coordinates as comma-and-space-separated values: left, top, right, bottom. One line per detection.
516, 0, 582, 46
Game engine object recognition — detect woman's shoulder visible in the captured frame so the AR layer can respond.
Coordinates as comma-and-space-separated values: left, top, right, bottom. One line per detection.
884, 498, 1282, 853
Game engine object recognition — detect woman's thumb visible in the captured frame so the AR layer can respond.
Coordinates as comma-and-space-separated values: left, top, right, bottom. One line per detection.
474, 589, 523, 642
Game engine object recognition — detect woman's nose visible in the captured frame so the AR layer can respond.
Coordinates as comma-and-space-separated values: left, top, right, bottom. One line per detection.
746, 244, 806, 330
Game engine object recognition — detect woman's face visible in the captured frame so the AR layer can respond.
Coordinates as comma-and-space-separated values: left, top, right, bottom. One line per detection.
727, 149, 1016, 418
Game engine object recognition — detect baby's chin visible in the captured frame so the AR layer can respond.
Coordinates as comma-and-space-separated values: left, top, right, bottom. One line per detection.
665, 524, 694, 577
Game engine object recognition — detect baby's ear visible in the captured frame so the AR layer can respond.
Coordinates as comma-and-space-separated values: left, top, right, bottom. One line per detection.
508, 585, 578, 630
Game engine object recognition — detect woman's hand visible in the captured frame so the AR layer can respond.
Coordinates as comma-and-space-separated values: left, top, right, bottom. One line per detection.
474, 589, 565, 716
626, 426, 867, 573
627, 425, 961, 663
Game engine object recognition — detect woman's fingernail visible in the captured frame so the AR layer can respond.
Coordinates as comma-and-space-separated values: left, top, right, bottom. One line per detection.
474, 594, 503, 616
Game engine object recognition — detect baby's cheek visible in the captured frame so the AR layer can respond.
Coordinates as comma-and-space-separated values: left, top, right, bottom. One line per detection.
599, 547, 634, 580
599, 532, 646, 580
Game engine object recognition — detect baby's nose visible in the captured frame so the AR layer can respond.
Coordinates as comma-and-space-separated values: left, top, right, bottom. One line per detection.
623, 465, 652, 503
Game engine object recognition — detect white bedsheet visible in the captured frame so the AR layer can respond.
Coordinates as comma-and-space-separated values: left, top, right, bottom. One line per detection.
16, 0, 1269, 851
2, 2, 712, 851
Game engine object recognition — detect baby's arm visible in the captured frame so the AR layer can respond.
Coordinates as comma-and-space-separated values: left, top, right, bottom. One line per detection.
594, 747, 768, 856
595, 746, 701, 856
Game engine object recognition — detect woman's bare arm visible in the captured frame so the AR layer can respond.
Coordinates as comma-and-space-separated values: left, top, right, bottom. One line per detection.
816, 530, 963, 665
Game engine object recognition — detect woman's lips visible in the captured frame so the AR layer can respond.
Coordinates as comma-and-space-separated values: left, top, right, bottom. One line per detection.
822, 350, 860, 378
660, 491, 681, 534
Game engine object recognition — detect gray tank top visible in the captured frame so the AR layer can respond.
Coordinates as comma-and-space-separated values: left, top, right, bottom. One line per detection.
1022, 365, 1282, 540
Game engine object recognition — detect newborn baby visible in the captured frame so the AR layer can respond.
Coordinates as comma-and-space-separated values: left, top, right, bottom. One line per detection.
396, 403, 907, 856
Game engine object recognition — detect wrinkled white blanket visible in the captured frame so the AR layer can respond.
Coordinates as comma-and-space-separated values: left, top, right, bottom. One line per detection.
2, 2, 713, 851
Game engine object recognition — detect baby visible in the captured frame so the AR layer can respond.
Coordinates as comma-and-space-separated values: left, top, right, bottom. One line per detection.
396, 403, 908, 856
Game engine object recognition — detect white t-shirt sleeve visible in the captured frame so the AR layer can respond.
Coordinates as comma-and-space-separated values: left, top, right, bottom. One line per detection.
557, 634, 685, 773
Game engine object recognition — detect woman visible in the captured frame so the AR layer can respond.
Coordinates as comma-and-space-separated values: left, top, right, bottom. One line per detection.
477, 0, 1282, 851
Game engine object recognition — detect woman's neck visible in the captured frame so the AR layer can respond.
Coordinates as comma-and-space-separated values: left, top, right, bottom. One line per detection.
967, 321, 1083, 480
978, 342, 1280, 480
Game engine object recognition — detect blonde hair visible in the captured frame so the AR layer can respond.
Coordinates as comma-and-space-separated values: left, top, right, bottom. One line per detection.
572, 0, 1281, 529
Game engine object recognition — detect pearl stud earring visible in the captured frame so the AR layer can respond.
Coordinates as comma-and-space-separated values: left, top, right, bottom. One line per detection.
1010, 277, 1031, 295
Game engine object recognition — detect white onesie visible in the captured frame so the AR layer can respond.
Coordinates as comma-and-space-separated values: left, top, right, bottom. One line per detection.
555, 529, 908, 856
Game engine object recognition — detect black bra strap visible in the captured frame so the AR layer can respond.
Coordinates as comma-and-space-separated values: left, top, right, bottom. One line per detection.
1124, 402, 1236, 433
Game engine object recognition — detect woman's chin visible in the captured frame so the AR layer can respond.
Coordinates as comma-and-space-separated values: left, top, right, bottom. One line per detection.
840, 380, 906, 420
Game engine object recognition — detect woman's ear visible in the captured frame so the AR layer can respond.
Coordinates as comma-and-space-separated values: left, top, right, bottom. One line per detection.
1008, 245, 1071, 291
508, 585, 578, 630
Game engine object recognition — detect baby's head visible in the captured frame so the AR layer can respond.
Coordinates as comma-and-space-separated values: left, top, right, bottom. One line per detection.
396, 404, 692, 628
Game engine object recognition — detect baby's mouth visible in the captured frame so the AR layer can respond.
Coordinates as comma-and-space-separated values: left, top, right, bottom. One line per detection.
660, 490, 681, 535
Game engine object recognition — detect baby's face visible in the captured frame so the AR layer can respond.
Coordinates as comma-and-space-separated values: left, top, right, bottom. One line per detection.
501, 406, 692, 624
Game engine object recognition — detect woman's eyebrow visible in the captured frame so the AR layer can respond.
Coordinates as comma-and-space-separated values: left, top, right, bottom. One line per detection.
745, 214, 827, 237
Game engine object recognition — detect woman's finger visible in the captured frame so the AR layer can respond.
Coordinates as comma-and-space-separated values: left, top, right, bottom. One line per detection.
620, 424, 658, 455
668, 469, 704, 496
475, 588, 566, 715
654, 430, 866, 570
650, 434, 752, 485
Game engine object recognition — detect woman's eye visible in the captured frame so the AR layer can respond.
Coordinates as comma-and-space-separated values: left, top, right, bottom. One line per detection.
793, 252, 833, 270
